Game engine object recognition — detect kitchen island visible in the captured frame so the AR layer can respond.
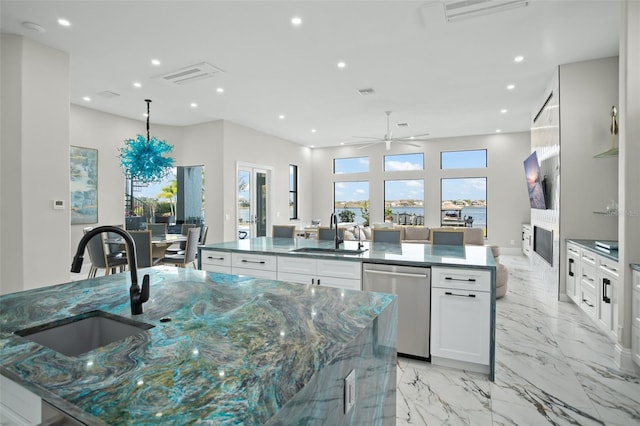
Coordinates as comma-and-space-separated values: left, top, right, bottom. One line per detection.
200, 237, 497, 380
0, 267, 397, 425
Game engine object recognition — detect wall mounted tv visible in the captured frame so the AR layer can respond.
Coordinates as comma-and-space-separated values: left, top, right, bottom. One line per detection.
523, 151, 547, 210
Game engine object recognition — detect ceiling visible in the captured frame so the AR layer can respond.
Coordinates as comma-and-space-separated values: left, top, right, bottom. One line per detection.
0, 1, 620, 148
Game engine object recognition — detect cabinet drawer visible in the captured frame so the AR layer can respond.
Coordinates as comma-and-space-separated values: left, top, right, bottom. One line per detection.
580, 264, 597, 292
278, 256, 316, 275
317, 259, 361, 280
567, 243, 580, 256
597, 257, 619, 278
580, 286, 597, 318
201, 250, 231, 267
278, 271, 314, 285
431, 267, 491, 292
232, 253, 276, 271
318, 276, 361, 291
581, 250, 597, 267
232, 267, 277, 280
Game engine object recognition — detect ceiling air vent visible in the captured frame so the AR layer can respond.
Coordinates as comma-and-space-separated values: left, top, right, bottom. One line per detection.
97, 90, 120, 98
155, 62, 223, 85
357, 88, 376, 96
443, 0, 528, 22
396, 123, 409, 128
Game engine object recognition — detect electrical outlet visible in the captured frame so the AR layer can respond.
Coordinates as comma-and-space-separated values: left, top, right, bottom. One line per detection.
510, 239, 515, 245
344, 369, 355, 414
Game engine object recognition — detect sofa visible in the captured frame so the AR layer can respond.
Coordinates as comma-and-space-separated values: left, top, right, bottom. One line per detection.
342, 224, 508, 298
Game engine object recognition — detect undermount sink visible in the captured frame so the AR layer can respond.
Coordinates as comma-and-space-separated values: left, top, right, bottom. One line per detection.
15, 310, 154, 357
291, 247, 367, 255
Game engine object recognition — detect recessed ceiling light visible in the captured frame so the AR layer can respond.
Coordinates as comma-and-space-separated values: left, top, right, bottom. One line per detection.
500, 109, 508, 114
291, 16, 302, 26
311, 129, 317, 133
310, 145, 315, 148
133, 82, 141, 88
151, 59, 161, 66
216, 87, 224, 93
337, 61, 346, 69
340, 142, 345, 145
143, 113, 149, 117
278, 114, 285, 120
57, 18, 71, 27
82, 96, 91, 102
514, 55, 524, 63
496, 129, 502, 133
190, 102, 198, 108
507, 84, 515, 90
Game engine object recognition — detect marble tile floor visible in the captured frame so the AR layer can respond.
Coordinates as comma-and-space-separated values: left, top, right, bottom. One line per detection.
396, 254, 640, 425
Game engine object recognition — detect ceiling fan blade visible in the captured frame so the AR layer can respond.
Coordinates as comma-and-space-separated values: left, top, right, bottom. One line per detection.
350, 136, 384, 140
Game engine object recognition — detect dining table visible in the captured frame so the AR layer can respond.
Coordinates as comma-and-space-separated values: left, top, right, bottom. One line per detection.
105, 233, 188, 261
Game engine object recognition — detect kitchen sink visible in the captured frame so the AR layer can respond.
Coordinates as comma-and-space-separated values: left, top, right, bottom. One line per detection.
290, 247, 367, 255
15, 310, 154, 357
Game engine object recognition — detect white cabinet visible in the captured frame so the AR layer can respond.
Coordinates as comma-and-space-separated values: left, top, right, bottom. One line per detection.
632, 269, 640, 367
566, 242, 620, 342
430, 267, 491, 369
0, 376, 41, 425
522, 224, 532, 257
277, 256, 361, 291
200, 250, 232, 274
566, 242, 581, 303
231, 252, 277, 280
597, 256, 619, 339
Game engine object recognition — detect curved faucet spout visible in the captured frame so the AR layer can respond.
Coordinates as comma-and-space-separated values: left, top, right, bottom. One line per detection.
71, 226, 150, 315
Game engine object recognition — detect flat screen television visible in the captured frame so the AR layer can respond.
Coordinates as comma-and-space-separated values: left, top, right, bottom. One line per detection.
523, 151, 546, 210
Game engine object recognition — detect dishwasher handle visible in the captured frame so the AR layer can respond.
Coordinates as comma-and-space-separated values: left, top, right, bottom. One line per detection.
363, 269, 429, 279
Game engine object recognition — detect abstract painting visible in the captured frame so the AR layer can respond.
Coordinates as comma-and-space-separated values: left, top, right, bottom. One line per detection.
70, 146, 98, 224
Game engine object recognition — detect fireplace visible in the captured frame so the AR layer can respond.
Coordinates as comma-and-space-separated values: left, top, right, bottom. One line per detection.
533, 226, 553, 266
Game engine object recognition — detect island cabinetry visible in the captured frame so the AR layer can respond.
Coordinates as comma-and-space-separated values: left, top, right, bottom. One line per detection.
566, 242, 581, 303
231, 252, 277, 279
200, 250, 232, 274
430, 267, 491, 371
597, 257, 619, 339
0, 375, 41, 425
631, 268, 640, 367
277, 256, 361, 291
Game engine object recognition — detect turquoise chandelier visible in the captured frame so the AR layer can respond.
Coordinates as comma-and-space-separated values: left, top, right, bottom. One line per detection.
119, 99, 174, 183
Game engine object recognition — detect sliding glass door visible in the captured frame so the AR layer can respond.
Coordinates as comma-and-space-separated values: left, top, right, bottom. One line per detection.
237, 164, 270, 240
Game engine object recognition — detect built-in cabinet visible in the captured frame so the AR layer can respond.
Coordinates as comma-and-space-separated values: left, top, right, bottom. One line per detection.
200, 250, 232, 274
522, 224, 532, 257
566, 241, 619, 342
430, 267, 491, 371
277, 257, 361, 291
632, 268, 640, 367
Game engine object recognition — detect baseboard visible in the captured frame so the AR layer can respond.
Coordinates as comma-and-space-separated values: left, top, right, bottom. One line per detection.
614, 343, 638, 374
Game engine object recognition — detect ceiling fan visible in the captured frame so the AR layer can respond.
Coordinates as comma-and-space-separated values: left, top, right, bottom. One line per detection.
346, 111, 430, 150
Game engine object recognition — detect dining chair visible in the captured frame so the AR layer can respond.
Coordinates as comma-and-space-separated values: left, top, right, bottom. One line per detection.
166, 223, 197, 255
161, 227, 200, 268
431, 229, 465, 246
272, 225, 296, 238
199, 225, 209, 245
127, 231, 157, 268
372, 229, 402, 244
83, 228, 128, 278
317, 226, 343, 241
146, 223, 167, 236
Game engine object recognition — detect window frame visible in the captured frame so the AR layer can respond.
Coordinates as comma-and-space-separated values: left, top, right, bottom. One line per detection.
289, 164, 298, 220
440, 149, 487, 170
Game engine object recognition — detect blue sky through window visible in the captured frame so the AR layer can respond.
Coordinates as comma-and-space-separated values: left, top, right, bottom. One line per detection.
385, 180, 424, 201
334, 181, 369, 203
441, 178, 486, 201
334, 157, 369, 174
441, 150, 487, 169
384, 153, 424, 171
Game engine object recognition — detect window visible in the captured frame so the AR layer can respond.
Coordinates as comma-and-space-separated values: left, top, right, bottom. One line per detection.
289, 164, 298, 220
384, 153, 424, 171
441, 149, 487, 169
334, 181, 369, 224
384, 180, 424, 225
334, 157, 369, 174
441, 178, 487, 235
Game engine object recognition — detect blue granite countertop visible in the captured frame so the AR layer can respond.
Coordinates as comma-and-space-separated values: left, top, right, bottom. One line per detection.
0, 267, 396, 424
566, 239, 619, 262
200, 237, 496, 269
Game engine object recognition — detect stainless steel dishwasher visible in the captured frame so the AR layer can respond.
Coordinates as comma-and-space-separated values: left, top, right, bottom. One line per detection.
362, 262, 431, 359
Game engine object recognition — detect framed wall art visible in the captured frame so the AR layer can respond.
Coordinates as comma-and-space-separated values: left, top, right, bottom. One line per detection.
70, 146, 98, 224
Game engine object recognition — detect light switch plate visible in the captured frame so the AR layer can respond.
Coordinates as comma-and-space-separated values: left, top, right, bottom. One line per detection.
53, 200, 65, 210
344, 369, 355, 414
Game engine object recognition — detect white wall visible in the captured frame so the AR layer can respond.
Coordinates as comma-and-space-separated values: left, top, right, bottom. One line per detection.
310, 132, 531, 249
1, 35, 71, 293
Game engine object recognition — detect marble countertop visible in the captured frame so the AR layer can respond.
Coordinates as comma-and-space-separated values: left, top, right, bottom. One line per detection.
200, 237, 496, 270
0, 267, 395, 424
566, 239, 619, 262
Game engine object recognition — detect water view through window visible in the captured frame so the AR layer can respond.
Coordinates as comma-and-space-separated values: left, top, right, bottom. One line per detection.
441, 177, 487, 235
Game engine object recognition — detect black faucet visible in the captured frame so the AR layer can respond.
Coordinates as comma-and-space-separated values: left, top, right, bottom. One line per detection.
329, 212, 343, 249
71, 226, 150, 315
353, 224, 364, 250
